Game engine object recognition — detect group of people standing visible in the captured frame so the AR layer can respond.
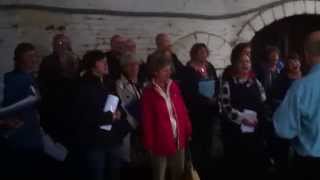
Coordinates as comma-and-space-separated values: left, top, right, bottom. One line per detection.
1, 30, 320, 180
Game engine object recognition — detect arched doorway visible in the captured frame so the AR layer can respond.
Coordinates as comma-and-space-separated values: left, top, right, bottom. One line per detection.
251, 14, 320, 71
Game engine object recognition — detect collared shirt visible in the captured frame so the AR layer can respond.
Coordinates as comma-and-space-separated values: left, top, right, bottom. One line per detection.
117, 75, 142, 103
273, 63, 320, 157
152, 80, 177, 138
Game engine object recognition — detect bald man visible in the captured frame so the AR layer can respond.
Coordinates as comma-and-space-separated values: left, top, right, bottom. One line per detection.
273, 31, 320, 179
38, 34, 79, 145
105, 35, 127, 80
146, 33, 185, 82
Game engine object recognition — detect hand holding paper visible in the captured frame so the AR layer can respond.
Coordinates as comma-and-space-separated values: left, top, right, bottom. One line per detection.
242, 118, 257, 127
114, 110, 122, 120
103, 94, 119, 113
240, 109, 258, 133
100, 94, 120, 131
0, 117, 23, 129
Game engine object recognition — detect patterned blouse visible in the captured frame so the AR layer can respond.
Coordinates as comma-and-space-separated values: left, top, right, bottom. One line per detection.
220, 77, 266, 125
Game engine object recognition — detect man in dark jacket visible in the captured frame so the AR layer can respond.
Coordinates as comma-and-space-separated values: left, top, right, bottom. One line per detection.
105, 35, 127, 81
38, 34, 79, 146
146, 33, 185, 82
255, 46, 282, 98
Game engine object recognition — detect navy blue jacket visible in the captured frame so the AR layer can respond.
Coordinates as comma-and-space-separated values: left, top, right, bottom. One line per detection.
2, 70, 42, 152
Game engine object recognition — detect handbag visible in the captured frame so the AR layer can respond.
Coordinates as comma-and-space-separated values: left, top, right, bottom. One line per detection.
182, 146, 200, 180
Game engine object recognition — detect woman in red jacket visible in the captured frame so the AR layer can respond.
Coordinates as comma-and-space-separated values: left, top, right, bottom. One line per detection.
141, 50, 192, 180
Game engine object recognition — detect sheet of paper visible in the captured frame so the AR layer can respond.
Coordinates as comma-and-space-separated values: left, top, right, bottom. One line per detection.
103, 94, 119, 113
100, 125, 112, 131
241, 124, 255, 133
242, 109, 257, 120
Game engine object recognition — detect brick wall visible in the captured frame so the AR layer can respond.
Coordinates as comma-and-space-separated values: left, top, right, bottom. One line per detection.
3, 0, 315, 72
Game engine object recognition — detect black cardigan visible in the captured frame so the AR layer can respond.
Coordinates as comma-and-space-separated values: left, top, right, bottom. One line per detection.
180, 61, 219, 142
181, 61, 219, 115
71, 72, 131, 147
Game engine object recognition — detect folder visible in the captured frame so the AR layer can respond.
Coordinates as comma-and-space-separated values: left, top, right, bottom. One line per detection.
198, 80, 215, 98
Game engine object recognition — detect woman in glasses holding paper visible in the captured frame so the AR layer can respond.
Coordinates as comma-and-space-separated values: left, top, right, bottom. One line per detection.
141, 50, 192, 180
69, 50, 131, 180
220, 43, 268, 178
180, 43, 220, 179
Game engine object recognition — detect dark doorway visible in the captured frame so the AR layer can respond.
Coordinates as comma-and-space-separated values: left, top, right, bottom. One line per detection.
251, 14, 320, 72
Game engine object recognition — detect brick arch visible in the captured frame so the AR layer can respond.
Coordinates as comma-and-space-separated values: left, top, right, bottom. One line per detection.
237, 0, 320, 43
172, 31, 232, 71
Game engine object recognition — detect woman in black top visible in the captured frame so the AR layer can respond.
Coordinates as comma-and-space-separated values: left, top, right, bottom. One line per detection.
69, 50, 131, 180
220, 45, 268, 178
222, 42, 251, 81
180, 43, 219, 180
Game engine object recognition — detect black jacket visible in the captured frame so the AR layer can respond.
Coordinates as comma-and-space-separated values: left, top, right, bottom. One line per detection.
181, 61, 219, 115
269, 72, 296, 113
255, 62, 280, 98
105, 51, 122, 81
38, 53, 79, 143
180, 62, 219, 143
71, 72, 131, 147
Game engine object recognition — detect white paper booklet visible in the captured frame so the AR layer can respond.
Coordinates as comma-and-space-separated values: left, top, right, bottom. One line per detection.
103, 94, 119, 113
240, 109, 257, 133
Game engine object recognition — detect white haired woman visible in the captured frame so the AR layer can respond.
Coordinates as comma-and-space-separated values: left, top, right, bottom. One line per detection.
116, 52, 143, 164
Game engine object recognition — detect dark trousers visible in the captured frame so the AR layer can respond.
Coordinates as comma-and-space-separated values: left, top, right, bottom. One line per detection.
189, 112, 220, 180
68, 145, 123, 180
270, 137, 290, 175
0, 141, 45, 179
222, 121, 268, 179
293, 154, 320, 179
